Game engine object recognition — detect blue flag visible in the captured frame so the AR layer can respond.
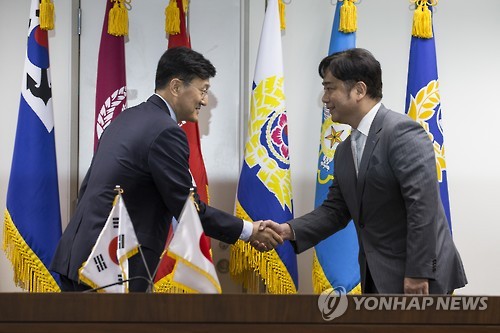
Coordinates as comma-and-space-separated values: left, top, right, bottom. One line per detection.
230, 0, 297, 294
3, 0, 62, 292
405, 4, 452, 230
312, 1, 361, 294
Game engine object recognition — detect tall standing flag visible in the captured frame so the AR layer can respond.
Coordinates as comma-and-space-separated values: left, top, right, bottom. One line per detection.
154, 0, 212, 292
405, 1, 452, 229
2, 0, 62, 292
312, 0, 361, 295
79, 189, 140, 293
230, 0, 297, 294
163, 196, 221, 293
94, 0, 128, 151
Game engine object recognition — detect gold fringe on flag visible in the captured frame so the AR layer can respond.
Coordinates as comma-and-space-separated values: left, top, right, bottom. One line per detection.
153, 248, 192, 293
3, 210, 61, 292
229, 202, 296, 294
411, 0, 437, 39
165, 0, 181, 35
278, 0, 286, 31
108, 0, 129, 37
339, 0, 357, 33
39, 0, 55, 31
311, 250, 362, 294
230, 240, 297, 294
154, 274, 191, 293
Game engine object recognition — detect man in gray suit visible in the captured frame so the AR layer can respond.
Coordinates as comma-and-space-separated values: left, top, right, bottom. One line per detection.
261, 48, 466, 294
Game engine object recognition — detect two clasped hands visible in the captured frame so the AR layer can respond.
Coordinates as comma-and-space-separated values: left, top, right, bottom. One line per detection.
248, 220, 291, 252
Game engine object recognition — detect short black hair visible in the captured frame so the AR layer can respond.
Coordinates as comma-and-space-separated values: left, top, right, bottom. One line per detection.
318, 48, 383, 100
155, 46, 216, 90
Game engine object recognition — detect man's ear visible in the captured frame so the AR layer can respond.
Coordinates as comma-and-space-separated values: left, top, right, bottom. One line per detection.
169, 78, 182, 96
354, 81, 367, 100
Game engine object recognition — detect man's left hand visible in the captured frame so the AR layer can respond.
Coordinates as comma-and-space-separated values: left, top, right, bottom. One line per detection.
404, 277, 429, 294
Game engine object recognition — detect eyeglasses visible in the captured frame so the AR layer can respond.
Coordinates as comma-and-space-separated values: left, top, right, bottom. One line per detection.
181, 80, 209, 99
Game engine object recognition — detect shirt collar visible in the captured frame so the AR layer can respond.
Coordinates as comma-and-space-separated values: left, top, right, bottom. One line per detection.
154, 93, 178, 124
356, 101, 382, 136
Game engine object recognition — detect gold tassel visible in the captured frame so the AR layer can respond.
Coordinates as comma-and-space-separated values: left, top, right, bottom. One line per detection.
3, 210, 60, 292
39, 0, 55, 31
339, 0, 357, 33
108, 0, 129, 37
278, 0, 286, 31
182, 0, 189, 15
412, 1, 433, 38
229, 240, 297, 294
165, 0, 181, 35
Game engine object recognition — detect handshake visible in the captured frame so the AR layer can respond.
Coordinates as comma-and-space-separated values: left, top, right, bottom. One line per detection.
248, 220, 294, 252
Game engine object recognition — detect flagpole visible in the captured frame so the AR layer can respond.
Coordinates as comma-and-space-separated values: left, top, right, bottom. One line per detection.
114, 185, 154, 292
137, 246, 154, 292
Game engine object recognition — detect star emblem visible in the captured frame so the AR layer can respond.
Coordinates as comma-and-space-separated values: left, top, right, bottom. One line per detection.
325, 127, 344, 148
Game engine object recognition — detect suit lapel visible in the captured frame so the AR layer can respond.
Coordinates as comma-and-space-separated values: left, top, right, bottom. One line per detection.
355, 105, 388, 209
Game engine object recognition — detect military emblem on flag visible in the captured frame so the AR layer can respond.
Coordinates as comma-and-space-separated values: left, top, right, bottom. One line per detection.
3, 0, 62, 292
405, 1, 452, 229
94, 0, 127, 151
230, 0, 297, 294
312, 0, 361, 295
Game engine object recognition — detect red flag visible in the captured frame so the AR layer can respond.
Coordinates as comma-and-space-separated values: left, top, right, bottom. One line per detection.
94, 0, 127, 151
154, 0, 212, 291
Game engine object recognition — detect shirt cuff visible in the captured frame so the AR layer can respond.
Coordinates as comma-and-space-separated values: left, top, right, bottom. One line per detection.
239, 220, 253, 241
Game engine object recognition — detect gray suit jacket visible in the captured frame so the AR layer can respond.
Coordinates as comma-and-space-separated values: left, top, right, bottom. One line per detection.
290, 105, 467, 293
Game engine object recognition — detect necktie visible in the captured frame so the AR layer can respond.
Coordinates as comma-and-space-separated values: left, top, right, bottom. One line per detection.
351, 129, 363, 175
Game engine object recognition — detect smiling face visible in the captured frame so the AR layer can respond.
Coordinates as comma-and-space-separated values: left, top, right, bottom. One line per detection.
321, 71, 358, 126
174, 77, 210, 123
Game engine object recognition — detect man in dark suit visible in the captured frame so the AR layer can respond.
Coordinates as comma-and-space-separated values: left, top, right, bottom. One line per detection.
260, 48, 467, 294
50, 47, 282, 292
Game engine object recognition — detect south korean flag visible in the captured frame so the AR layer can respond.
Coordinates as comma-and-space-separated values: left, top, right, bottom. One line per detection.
79, 188, 140, 292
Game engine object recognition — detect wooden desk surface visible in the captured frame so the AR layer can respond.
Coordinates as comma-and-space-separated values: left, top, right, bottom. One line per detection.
0, 293, 498, 333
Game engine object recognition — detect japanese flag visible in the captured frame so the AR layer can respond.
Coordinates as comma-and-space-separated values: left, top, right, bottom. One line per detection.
166, 196, 221, 293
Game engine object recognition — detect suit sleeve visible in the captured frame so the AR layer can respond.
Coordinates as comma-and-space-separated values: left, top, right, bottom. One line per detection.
288, 148, 352, 254
389, 120, 438, 279
148, 126, 243, 244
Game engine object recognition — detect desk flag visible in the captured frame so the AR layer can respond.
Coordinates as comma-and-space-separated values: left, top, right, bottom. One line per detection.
230, 0, 297, 294
94, 0, 127, 151
79, 189, 140, 293
312, 0, 361, 295
405, 2, 452, 230
154, 0, 213, 293
3, 0, 62, 292
163, 196, 221, 293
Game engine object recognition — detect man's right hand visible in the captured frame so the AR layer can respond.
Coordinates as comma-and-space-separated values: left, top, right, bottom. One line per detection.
248, 221, 283, 252
259, 220, 294, 240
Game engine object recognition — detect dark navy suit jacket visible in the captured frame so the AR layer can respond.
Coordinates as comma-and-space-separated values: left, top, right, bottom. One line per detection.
50, 95, 243, 283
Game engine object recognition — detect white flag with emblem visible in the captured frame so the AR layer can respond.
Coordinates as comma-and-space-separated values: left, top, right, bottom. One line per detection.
79, 191, 139, 292
166, 196, 221, 293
